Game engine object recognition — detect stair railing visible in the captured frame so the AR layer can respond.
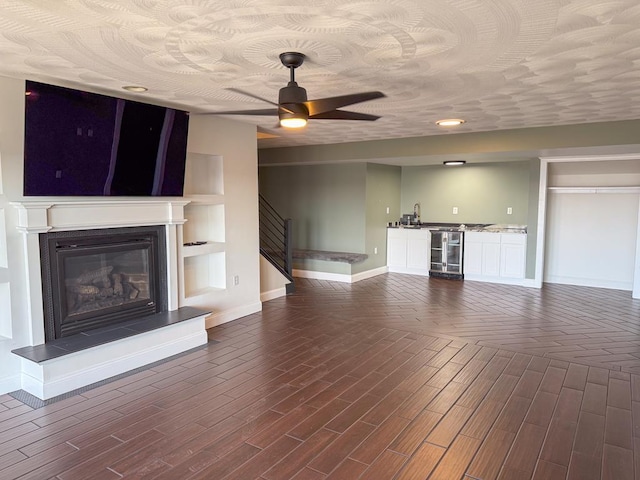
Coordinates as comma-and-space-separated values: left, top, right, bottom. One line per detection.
259, 194, 294, 289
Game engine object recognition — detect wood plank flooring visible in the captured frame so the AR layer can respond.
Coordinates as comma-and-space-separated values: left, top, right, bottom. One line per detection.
1, 274, 640, 479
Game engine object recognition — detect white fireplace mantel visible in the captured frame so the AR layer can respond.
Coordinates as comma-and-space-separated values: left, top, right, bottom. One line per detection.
9, 199, 209, 400
11, 199, 189, 232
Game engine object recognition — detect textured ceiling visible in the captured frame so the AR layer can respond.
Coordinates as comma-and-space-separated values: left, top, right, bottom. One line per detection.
1, 0, 640, 149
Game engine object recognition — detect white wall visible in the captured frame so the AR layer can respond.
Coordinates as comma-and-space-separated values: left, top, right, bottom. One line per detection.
184, 115, 262, 327
259, 256, 289, 302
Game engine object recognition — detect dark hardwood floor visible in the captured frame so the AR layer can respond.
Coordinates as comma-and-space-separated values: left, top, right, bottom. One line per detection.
1, 274, 640, 479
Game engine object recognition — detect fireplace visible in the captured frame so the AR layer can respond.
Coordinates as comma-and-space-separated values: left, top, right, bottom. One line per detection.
39, 225, 168, 341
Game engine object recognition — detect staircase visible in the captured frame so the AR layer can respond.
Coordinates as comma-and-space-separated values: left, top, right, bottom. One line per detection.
259, 194, 294, 293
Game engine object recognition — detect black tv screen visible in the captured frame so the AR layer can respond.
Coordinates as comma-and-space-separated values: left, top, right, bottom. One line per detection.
24, 81, 189, 196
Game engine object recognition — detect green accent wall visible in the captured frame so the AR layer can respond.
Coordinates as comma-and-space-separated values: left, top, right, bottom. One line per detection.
258, 163, 367, 253
400, 161, 532, 225
359, 164, 401, 274
259, 162, 401, 274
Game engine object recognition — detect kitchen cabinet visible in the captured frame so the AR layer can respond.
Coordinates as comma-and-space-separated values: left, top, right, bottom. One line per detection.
464, 232, 526, 284
387, 228, 430, 275
500, 235, 527, 278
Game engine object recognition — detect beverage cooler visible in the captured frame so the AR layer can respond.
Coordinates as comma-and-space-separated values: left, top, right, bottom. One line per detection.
430, 230, 464, 279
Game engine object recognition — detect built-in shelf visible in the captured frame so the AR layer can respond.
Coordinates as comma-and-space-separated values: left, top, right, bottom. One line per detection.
183, 203, 225, 245
184, 153, 223, 196
183, 252, 226, 298
182, 241, 225, 258
185, 194, 224, 205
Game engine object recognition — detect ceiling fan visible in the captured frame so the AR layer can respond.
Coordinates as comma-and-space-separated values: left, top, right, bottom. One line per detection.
214, 52, 385, 128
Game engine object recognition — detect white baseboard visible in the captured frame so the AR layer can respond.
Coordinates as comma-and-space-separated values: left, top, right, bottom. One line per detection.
388, 266, 429, 276
260, 287, 287, 302
19, 316, 208, 400
205, 301, 262, 328
463, 274, 526, 286
352, 266, 388, 282
544, 275, 633, 291
293, 267, 387, 284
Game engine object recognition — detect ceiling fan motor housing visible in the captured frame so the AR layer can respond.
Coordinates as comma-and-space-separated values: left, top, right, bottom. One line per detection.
279, 82, 309, 121
279, 82, 308, 104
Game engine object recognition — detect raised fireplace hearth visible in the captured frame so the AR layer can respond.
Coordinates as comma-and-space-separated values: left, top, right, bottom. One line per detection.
39, 225, 168, 341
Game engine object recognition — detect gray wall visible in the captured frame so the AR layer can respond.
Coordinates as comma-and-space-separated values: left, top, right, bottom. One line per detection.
400, 161, 533, 225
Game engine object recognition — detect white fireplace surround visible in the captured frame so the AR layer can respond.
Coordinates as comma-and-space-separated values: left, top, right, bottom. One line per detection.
11, 199, 210, 400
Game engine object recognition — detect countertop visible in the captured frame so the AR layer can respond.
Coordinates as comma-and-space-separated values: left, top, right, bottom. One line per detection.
388, 223, 527, 234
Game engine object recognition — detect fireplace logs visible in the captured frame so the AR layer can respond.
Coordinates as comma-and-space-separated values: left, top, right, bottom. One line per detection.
65, 265, 142, 314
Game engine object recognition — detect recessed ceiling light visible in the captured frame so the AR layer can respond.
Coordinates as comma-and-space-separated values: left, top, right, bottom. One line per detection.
122, 85, 148, 93
436, 118, 465, 127
443, 160, 466, 166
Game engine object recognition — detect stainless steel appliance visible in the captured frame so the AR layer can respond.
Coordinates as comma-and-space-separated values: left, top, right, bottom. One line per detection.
430, 229, 464, 279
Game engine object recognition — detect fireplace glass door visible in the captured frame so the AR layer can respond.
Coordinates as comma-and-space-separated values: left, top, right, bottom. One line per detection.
40, 226, 167, 340
62, 243, 152, 315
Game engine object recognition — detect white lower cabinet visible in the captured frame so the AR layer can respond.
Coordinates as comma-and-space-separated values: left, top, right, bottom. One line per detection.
387, 228, 430, 275
464, 232, 526, 284
500, 235, 527, 279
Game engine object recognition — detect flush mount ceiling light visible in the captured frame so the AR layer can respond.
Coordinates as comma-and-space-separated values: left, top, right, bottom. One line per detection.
443, 160, 466, 166
436, 118, 465, 127
122, 85, 148, 92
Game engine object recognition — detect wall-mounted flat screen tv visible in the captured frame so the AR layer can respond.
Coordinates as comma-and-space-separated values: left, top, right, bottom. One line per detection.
24, 80, 189, 196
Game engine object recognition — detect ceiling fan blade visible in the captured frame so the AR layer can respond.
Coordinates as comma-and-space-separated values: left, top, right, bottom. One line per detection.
227, 87, 279, 107
203, 108, 279, 116
309, 110, 381, 121
305, 91, 385, 116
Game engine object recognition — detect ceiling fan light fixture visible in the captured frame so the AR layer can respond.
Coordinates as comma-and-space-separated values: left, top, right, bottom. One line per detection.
280, 117, 308, 128
443, 160, 466, 166
436, 118, 465, 127
279, 102, 309, 128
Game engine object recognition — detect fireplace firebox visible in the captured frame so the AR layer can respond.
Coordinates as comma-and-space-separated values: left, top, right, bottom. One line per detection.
39, 226, 168, 341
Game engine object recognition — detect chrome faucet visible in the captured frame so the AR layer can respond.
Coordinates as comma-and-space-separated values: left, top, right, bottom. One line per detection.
413, 203, 420, 222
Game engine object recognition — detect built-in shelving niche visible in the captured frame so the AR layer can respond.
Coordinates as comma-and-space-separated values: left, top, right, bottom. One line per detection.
180, 153, 226, 302
184, 252, 226, 298
184, 153, 223, 196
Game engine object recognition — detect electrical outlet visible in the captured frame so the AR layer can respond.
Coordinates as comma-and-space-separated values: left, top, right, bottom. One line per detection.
507, 207, 513, 215
374, 247, 378, 254
452, 207, 458, 215
233, 275, 239, 286
386, 207, 389, 214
